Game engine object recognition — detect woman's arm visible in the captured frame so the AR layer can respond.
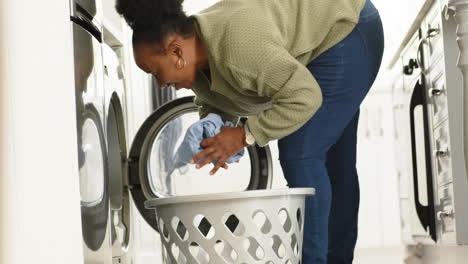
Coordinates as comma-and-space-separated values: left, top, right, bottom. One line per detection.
227, 48, 323, 146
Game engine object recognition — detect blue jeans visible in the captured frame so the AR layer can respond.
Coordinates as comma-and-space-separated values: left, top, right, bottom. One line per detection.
277, 1, 384, 263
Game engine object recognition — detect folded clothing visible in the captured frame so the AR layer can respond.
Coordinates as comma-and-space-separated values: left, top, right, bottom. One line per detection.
173, 113, 245, 168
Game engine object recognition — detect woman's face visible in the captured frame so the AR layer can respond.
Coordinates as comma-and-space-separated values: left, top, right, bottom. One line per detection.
133, 36, 198, 90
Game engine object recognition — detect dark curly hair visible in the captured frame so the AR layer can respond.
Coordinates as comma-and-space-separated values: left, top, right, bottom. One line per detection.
116, 0, 195, 50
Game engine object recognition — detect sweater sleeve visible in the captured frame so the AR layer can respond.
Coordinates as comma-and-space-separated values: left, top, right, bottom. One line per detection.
228, 48, 323, 147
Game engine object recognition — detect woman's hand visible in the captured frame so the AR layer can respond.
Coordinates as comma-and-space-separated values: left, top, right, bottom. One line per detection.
190, 126, 247, 175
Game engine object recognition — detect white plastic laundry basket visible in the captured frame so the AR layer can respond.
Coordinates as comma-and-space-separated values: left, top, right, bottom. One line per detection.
144, 188, 315, 264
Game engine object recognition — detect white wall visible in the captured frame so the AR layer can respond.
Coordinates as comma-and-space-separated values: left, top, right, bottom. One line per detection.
357, 91, 400, 248
0, 1, 84, 264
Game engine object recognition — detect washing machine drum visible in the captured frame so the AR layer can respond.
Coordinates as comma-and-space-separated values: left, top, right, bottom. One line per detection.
128, 96, 273, 232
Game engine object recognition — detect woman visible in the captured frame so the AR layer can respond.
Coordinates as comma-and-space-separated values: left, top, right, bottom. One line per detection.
116, 0, 384, 263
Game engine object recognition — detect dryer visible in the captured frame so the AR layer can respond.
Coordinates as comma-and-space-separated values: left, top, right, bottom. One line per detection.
71, 0, 113, 263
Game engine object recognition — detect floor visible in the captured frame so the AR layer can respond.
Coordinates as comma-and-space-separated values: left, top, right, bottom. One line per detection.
354, 247, 406, 264
354, 245, 468, 264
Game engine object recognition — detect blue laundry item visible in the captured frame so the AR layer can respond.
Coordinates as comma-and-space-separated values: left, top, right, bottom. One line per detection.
173, 113, 245, 169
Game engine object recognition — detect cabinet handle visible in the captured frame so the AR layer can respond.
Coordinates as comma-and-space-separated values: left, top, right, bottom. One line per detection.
429, 88, 444, 96
409, 80, 436, 239
427, 27, 440, 38
444, 4, 455, 20
415, 28, 440, 76
416, 38, 428, 75
403, 65, 412, 75
403, 58, 419, 75
437, 209, 454, 220
435, 148, 450, 157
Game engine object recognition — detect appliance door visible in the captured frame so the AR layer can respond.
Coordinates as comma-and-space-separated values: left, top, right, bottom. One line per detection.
73, 0, 96, 17
72, 21, 112, 263
106, 89, 131, 260
409, 78, 437, 242
102, 45, 132, 260
128, 96, 273, 232
70, 0, 101, 30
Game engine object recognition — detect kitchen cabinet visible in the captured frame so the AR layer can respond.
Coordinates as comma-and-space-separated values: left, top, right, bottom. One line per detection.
390, 0, 468, 246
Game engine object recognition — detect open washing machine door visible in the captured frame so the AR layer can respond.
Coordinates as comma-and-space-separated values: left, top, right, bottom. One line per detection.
127, 96, 273, 231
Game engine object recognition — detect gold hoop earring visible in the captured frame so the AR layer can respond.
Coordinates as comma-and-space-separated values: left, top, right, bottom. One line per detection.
176, 58, 186, 69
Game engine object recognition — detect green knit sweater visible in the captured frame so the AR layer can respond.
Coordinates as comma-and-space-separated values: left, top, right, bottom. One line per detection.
192, 0, 366, 146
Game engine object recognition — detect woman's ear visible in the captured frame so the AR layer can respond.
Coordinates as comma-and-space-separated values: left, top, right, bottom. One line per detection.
165, 35, 184, 58
173, 46, 183, 57
171, 45, 184, 61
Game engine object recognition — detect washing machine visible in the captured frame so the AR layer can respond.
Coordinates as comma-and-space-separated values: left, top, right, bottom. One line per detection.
102, 58, 275, 263
103, 85, 275, 263
71, 0, 113, 263
74, 1, 274, 263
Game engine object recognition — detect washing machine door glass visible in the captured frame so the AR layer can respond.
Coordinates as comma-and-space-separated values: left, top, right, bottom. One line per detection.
128, 96, 273, 232
80, 117, 105, 203
146, 110, 255, 196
